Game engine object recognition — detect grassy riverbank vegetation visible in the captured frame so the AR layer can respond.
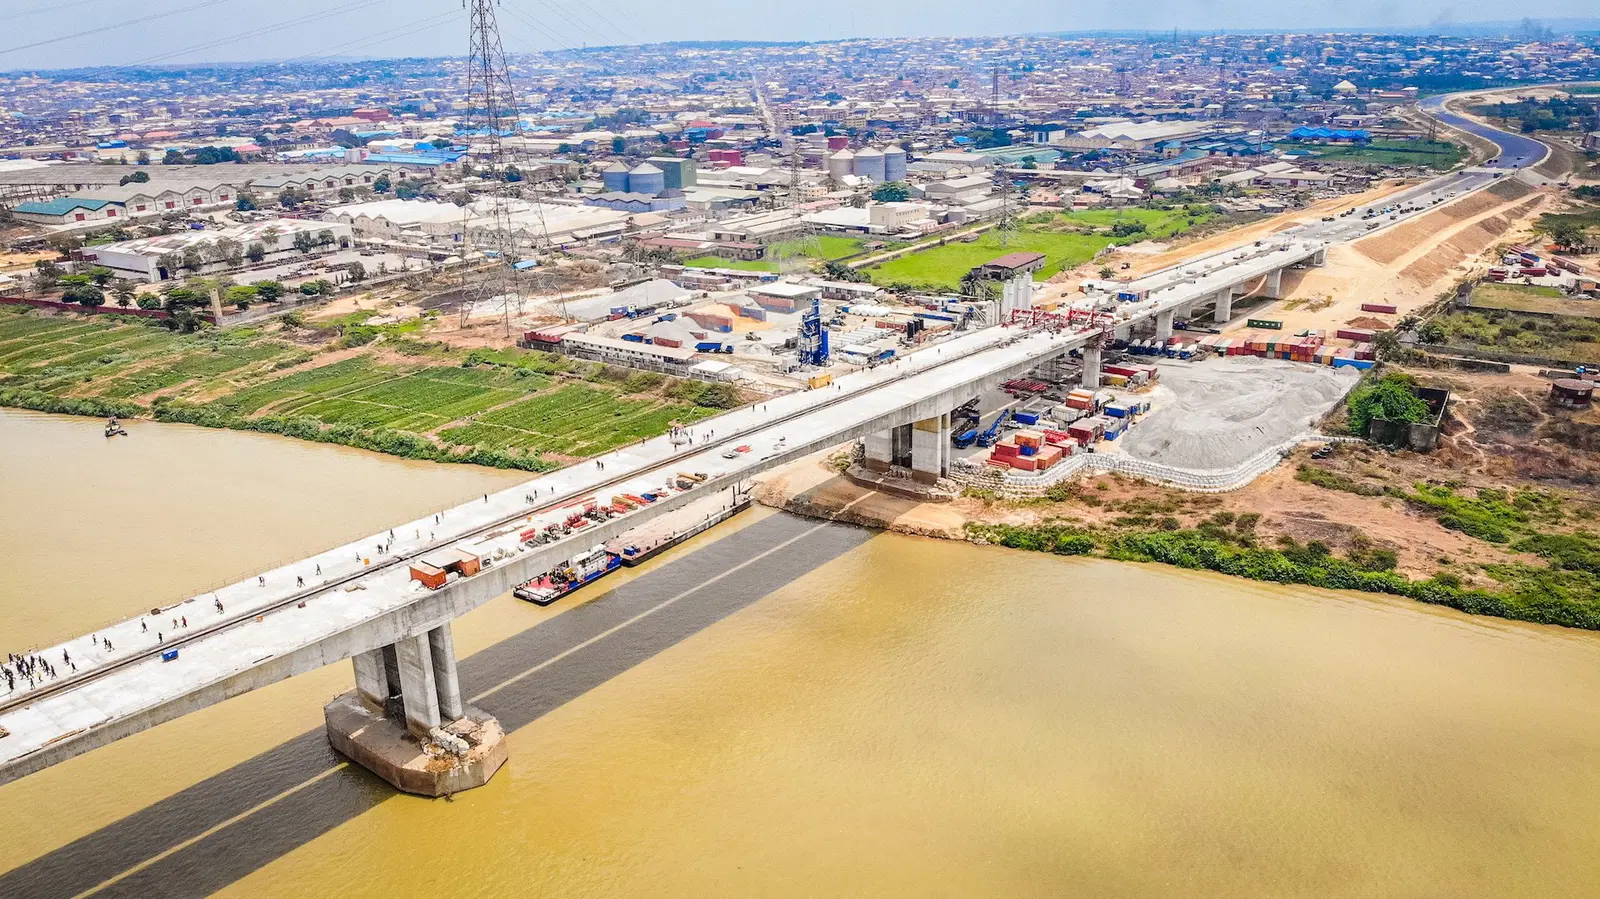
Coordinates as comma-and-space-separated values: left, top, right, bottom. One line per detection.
0, 306, 734, 471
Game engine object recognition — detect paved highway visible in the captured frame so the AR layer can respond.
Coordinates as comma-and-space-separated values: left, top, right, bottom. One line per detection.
1420, 92, 1551, 169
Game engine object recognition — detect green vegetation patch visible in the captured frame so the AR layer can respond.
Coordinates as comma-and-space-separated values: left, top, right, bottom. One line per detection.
967, 520, 1600, 631
439, 384, 712, 456
867, 228, 1110, 290
1469, 283, 1600, 318
1345, 371, 1432, 434
1278, 139, 1463, 170
684, 235, 865, 273
1423, 308, 1600, 364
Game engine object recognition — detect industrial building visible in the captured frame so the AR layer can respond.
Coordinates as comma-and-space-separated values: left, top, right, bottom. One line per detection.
86, 219, 354, 282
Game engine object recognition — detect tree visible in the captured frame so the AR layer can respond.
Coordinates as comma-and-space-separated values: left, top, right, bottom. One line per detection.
214, 237, 243, 266
110, 279, 138, 307
315, 229, 336, 248
235, 192, 258, 212
180, 247, 206, 273
278, 187, 304, 209
245, 242, 266, 264
254, 280, 284, 302
823, 260, 869, 283
1098, 266, 1115, 279
373, 174, 392, 194
225, 285, 257, 310
162, 149, 184, 165
292, 231, 316, 253
431, 137, 452, 149
118, 170, 150, 186
871, 181, 910, 202
1547, 221, 1590, 251
611, 136, 626, 155
337, 187, 356, 203
63, 284, 105, 308
135, 150, 150, 165
345, 261, 367, 283
86, 266, 115, 286
32, 260, 62, 292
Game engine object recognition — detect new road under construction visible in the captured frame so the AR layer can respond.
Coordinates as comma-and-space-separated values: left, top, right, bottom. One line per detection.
0, 103, 1547, 794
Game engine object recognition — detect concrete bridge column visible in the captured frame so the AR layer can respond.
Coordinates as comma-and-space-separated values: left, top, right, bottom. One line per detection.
428, 623, 464, 722
862, 429, 893, 473
1213, 288, 1233, 324
1114, 324, 1130, 341
1080, 344, 1103, 387
909, 416, 948, 485
351, 647, 391, 708
1155, 309, 1175, 342
1266, 268, 1283, 299
1312, 248, 1327, 267
394, 632, 441, 737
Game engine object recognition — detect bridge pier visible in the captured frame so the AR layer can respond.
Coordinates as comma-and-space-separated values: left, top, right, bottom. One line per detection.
1311, 248, 1327, 267
1213, 287, 1233, 324
1080, 344, 1103, 387
909, 415, 949, 484
326, 621, 506, 797
1265, 268, 1283, 300
1155, 309, 1175, 342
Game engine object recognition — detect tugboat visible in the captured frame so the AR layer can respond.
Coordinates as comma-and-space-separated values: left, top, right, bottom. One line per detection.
512, 546, 621, 606
104, 416, 129, 438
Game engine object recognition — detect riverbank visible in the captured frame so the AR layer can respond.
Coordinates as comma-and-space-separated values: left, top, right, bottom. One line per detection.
755, 405, 1600, 631
0, 305, 740, 473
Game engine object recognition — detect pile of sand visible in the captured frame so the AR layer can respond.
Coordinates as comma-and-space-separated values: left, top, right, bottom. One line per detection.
1115, 358, 1363, 471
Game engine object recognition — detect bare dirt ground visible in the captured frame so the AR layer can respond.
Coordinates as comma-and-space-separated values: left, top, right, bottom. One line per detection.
1225, 178, 1555, 335
755, 365, 1600, 587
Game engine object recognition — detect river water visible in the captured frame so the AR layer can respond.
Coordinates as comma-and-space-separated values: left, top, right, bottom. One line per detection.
3, 409, 1599, 897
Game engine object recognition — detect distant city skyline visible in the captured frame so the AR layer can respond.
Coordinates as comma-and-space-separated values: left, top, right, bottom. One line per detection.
2, 0, 1598, 72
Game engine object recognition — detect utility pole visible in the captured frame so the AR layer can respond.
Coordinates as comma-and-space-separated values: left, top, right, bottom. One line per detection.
991, 65, 1003, 128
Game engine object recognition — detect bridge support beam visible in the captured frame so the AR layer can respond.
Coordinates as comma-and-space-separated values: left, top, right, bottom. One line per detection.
1213, 288, 1233, 324
325, 625, 506, 797
1265, 268, 1283, 300
1155, 309, 1175, 342
1080, 344, 1103, 387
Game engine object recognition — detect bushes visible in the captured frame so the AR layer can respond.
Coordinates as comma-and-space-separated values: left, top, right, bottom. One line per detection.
962, 522, 1600, 631
1346, 371, 1431, 435
0, 387, 143, 419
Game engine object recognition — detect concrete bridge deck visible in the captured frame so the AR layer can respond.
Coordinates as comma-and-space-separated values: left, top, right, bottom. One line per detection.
0, 98, 1536, 784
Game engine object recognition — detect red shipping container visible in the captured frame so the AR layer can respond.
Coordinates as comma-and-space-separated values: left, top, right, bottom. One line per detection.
1011, 456, 1038, 471
1361, 303, 1398, 314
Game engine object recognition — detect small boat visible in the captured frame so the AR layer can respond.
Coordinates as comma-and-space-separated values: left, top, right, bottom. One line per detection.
513, 547, 620, 606
104, 417, 129, 438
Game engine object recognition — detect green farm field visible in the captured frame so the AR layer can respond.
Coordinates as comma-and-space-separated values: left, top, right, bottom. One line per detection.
0, 307, 741, 472
1280, 139, 1464, 170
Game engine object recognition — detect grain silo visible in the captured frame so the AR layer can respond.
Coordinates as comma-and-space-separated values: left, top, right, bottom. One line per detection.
627, 162, 665, 196
853, 147, 885, 182
825, 149, 854, 179
883, 145, 907, 182
601, 161, 630, 192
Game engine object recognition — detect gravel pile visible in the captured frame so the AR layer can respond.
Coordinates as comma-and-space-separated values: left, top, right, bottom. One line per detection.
1116, 358, 1362, 472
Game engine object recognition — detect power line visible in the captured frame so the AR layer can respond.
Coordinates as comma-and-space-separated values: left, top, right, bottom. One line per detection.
119, 0, 390, 69
281, 12, 458, 66
10, 0, 110, 21
0, 0, 233, 58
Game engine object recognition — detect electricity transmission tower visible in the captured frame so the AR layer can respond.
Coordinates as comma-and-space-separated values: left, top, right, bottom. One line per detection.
460, 0, 544, 331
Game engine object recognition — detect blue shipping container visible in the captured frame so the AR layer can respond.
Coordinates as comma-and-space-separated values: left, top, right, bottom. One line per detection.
621, 333, 645, 343
1104, 404, 1129, 419
1013, 411, 1040, 425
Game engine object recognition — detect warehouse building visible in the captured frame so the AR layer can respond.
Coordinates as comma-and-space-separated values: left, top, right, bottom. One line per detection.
86, 219, 354, 282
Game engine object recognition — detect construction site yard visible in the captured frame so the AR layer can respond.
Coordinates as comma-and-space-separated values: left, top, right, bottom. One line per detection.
1110, 358, 1363, 471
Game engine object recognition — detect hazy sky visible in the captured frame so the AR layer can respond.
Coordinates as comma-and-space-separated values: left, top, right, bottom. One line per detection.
1, 0, 1594, 71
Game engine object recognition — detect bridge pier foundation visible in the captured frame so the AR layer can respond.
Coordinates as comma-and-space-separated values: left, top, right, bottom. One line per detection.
861, 429, 894, 473
326, 622, 506, 797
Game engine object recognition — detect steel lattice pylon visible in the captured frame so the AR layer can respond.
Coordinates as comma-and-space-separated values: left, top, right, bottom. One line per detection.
460, 0, 547, 331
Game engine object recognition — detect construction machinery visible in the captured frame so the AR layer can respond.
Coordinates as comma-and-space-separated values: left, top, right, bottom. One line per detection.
976, 410, 1012, 448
